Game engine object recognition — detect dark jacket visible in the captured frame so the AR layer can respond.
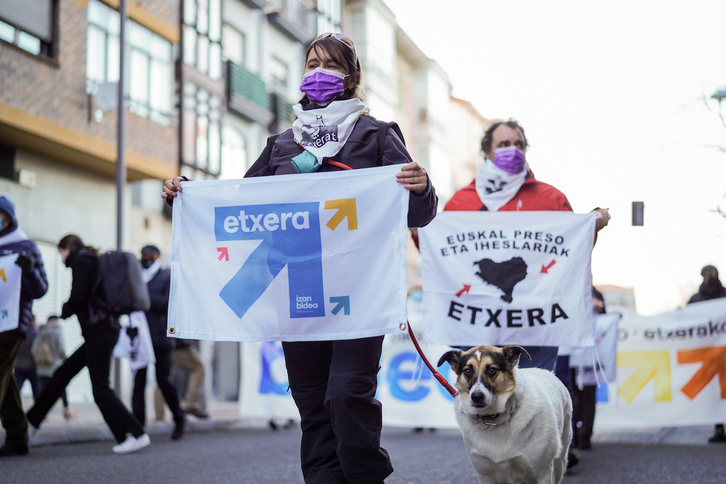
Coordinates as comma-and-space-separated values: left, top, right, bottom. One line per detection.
246, 114, 438, 228
688, 280, 726, 304
144, 267, 173, 349
60, 248, 118, 336
0, 196, 48, 337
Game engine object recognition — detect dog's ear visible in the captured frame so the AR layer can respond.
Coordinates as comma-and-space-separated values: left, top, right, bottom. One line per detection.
502, 345, 531, 368
437, 350, 461, 370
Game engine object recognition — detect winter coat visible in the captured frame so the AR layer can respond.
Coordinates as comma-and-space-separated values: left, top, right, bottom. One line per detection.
688, 281, 726, 304
32, 323, 67, 377
0, 196, 48, 337
144, 267, 174, 349
60, 248, 118, 337
246, 113, 438, 229
443, 171, 572, 212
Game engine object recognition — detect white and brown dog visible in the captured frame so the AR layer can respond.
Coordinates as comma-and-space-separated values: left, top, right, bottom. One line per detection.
438, 345, 572, 484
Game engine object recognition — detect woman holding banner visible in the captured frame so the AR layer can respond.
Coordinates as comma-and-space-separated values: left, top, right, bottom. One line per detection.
163, 32, 437, 484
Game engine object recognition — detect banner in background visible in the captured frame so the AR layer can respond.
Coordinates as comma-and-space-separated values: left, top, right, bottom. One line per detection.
419, 211, 597, 347
571, 312, 621, 387
0, 253, 21, 333
596, 298, 726, 428
168, 166, 408, 342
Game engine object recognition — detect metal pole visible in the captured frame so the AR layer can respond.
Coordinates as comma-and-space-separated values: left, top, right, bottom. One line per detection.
114, 0, 126, 394
116, 0, 126, 251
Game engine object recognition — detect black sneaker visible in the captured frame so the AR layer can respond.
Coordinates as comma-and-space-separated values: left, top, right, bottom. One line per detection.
0, 443, 29, 457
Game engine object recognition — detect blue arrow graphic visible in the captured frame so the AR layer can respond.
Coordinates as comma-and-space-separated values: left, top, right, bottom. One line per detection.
215, 202, 325, 319
330, 296, 350, 316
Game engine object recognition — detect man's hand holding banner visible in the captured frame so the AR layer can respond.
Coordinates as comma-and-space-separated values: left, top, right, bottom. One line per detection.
168, 166, 409, 342
419, 211, 598, 348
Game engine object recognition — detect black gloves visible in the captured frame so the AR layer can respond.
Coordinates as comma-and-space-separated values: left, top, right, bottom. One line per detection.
15, 252, 35, 275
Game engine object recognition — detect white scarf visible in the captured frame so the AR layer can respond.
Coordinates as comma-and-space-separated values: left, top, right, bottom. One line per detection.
142, 259, 162, 284
292, 98, 366, 164
0, 227, 29, 248
474, 159, 529, 211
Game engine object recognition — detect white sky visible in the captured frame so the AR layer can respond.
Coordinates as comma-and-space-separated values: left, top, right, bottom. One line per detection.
384, 0, 726, 315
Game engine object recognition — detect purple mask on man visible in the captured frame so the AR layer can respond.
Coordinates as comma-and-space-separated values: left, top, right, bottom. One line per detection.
300, 67, 346, 104
493, 146, 526, 174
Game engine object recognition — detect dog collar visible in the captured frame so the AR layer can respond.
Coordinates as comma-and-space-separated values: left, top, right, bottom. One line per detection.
474, 405, 516, 427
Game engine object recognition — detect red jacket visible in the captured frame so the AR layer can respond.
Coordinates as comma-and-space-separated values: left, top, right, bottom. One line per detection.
444, 173, 572, 212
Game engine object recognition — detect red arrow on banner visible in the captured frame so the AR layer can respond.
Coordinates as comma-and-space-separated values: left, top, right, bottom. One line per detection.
217, 247, 229, 261
455, 284, 471, 297
678, 346, 726, 400
540, 260, 556, 273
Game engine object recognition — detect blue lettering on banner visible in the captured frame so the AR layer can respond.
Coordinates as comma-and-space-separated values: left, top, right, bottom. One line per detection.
215, 202, 325, 319
385, 352, 456, 402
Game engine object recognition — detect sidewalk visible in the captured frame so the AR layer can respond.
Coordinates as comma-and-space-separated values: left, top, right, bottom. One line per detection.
2, 398, 720, 448
8, 398, 270, 448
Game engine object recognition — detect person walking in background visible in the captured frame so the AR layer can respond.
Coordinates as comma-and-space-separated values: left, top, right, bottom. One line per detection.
155, 338, 209, 421
27, 234, 149, 454
163, 31, 437, 484
14, 314, 42, 403
132, 245, 185, 439
0, 196, 48, 457
33, 315, 75, 420
687, 264, 726, 443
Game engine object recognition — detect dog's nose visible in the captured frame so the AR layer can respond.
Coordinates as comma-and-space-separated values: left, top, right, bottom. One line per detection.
470, 391, 486, 405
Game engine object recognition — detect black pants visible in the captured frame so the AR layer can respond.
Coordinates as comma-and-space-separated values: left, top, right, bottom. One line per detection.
27, 329, 144, 443
282, 336, 392, 484
14, 367, 41, 402
0, 331, 27, 446
132, 344, 183, 427
39, 376, 69, 408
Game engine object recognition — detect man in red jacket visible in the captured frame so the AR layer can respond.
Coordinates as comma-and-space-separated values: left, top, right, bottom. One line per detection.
443, 119, 610, 370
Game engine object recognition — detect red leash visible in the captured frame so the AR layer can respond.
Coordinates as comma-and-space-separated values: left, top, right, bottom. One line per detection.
406, 321, 458, 397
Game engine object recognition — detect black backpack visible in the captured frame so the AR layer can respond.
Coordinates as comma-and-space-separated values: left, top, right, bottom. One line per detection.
95, 251, 151, 316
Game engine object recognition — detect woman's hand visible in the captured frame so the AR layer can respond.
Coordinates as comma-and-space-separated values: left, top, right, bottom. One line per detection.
397, 162, 429, 196
593, 207, 611, 232
161, 176, 186, 202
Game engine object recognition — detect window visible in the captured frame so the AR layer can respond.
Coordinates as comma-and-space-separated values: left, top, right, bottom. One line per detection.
222, 24, 245, 66
268, 57, 288, 93
86, 0, 173, 125
181, 82, 222, 179
183, 0, 222, 80
0, 0, 56, 57
221, 126, 247, 180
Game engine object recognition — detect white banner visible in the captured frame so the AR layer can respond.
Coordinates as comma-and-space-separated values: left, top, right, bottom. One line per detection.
168, 166, 409, 342
419, 211, 597, 347
596, 299, 726, 429
113, 312, 156, 370
0, 253, 22, 333
239, 336, 459, 429
570, 312, 621, 386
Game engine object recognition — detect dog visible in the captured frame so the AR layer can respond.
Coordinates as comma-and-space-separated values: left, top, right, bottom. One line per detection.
437, 345, 572, 484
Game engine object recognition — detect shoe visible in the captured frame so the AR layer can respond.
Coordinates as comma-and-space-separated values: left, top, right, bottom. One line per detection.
708, 432, 726, 443
0, 443, 29, 457
184, 407, 209, 419
171, 416, 186, 440
63, 408, 76, 420
112, 434, 151, 454
567, 449, 580, 468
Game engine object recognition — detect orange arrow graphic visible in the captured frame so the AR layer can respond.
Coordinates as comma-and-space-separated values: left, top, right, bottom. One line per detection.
325, 198, 358, 231
455, 284, 471, 297
677, 346, 726, 400
617, 351, 672, 403
217, 247, 229, 261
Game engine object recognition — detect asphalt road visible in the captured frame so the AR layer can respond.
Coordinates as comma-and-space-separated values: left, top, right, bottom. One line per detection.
3, 426, 725, 483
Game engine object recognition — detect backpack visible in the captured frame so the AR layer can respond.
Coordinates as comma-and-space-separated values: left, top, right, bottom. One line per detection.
95, 251, 151, 316
33, 339, 54, 366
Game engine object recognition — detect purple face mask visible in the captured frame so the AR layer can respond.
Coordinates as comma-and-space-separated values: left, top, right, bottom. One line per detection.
300, 67, 346, 104
493, 146, 526, 174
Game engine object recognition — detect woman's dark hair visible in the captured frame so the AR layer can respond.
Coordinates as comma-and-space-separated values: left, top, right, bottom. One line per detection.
303, 35, 363, 101
58, 234, 95, 254
480, 119, 529, 154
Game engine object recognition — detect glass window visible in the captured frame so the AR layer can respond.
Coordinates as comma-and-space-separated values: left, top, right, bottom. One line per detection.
222, 25, 244, 65
0, 20, 15, 43
181, 83, 222, 177
183, 0, 221, 81
221, 126, 247, 180
0, 3, 54, 57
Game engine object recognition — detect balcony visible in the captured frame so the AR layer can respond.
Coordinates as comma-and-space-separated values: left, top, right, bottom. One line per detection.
226, 61, 274, 126
240, 0, 268, 8
266, 0, 317, 44
270, 91, 295, 133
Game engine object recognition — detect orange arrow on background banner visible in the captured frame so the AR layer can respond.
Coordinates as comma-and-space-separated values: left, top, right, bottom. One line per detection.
325, 198, 358, 231
617, 351, 672, 403
677, 346, 726, 400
